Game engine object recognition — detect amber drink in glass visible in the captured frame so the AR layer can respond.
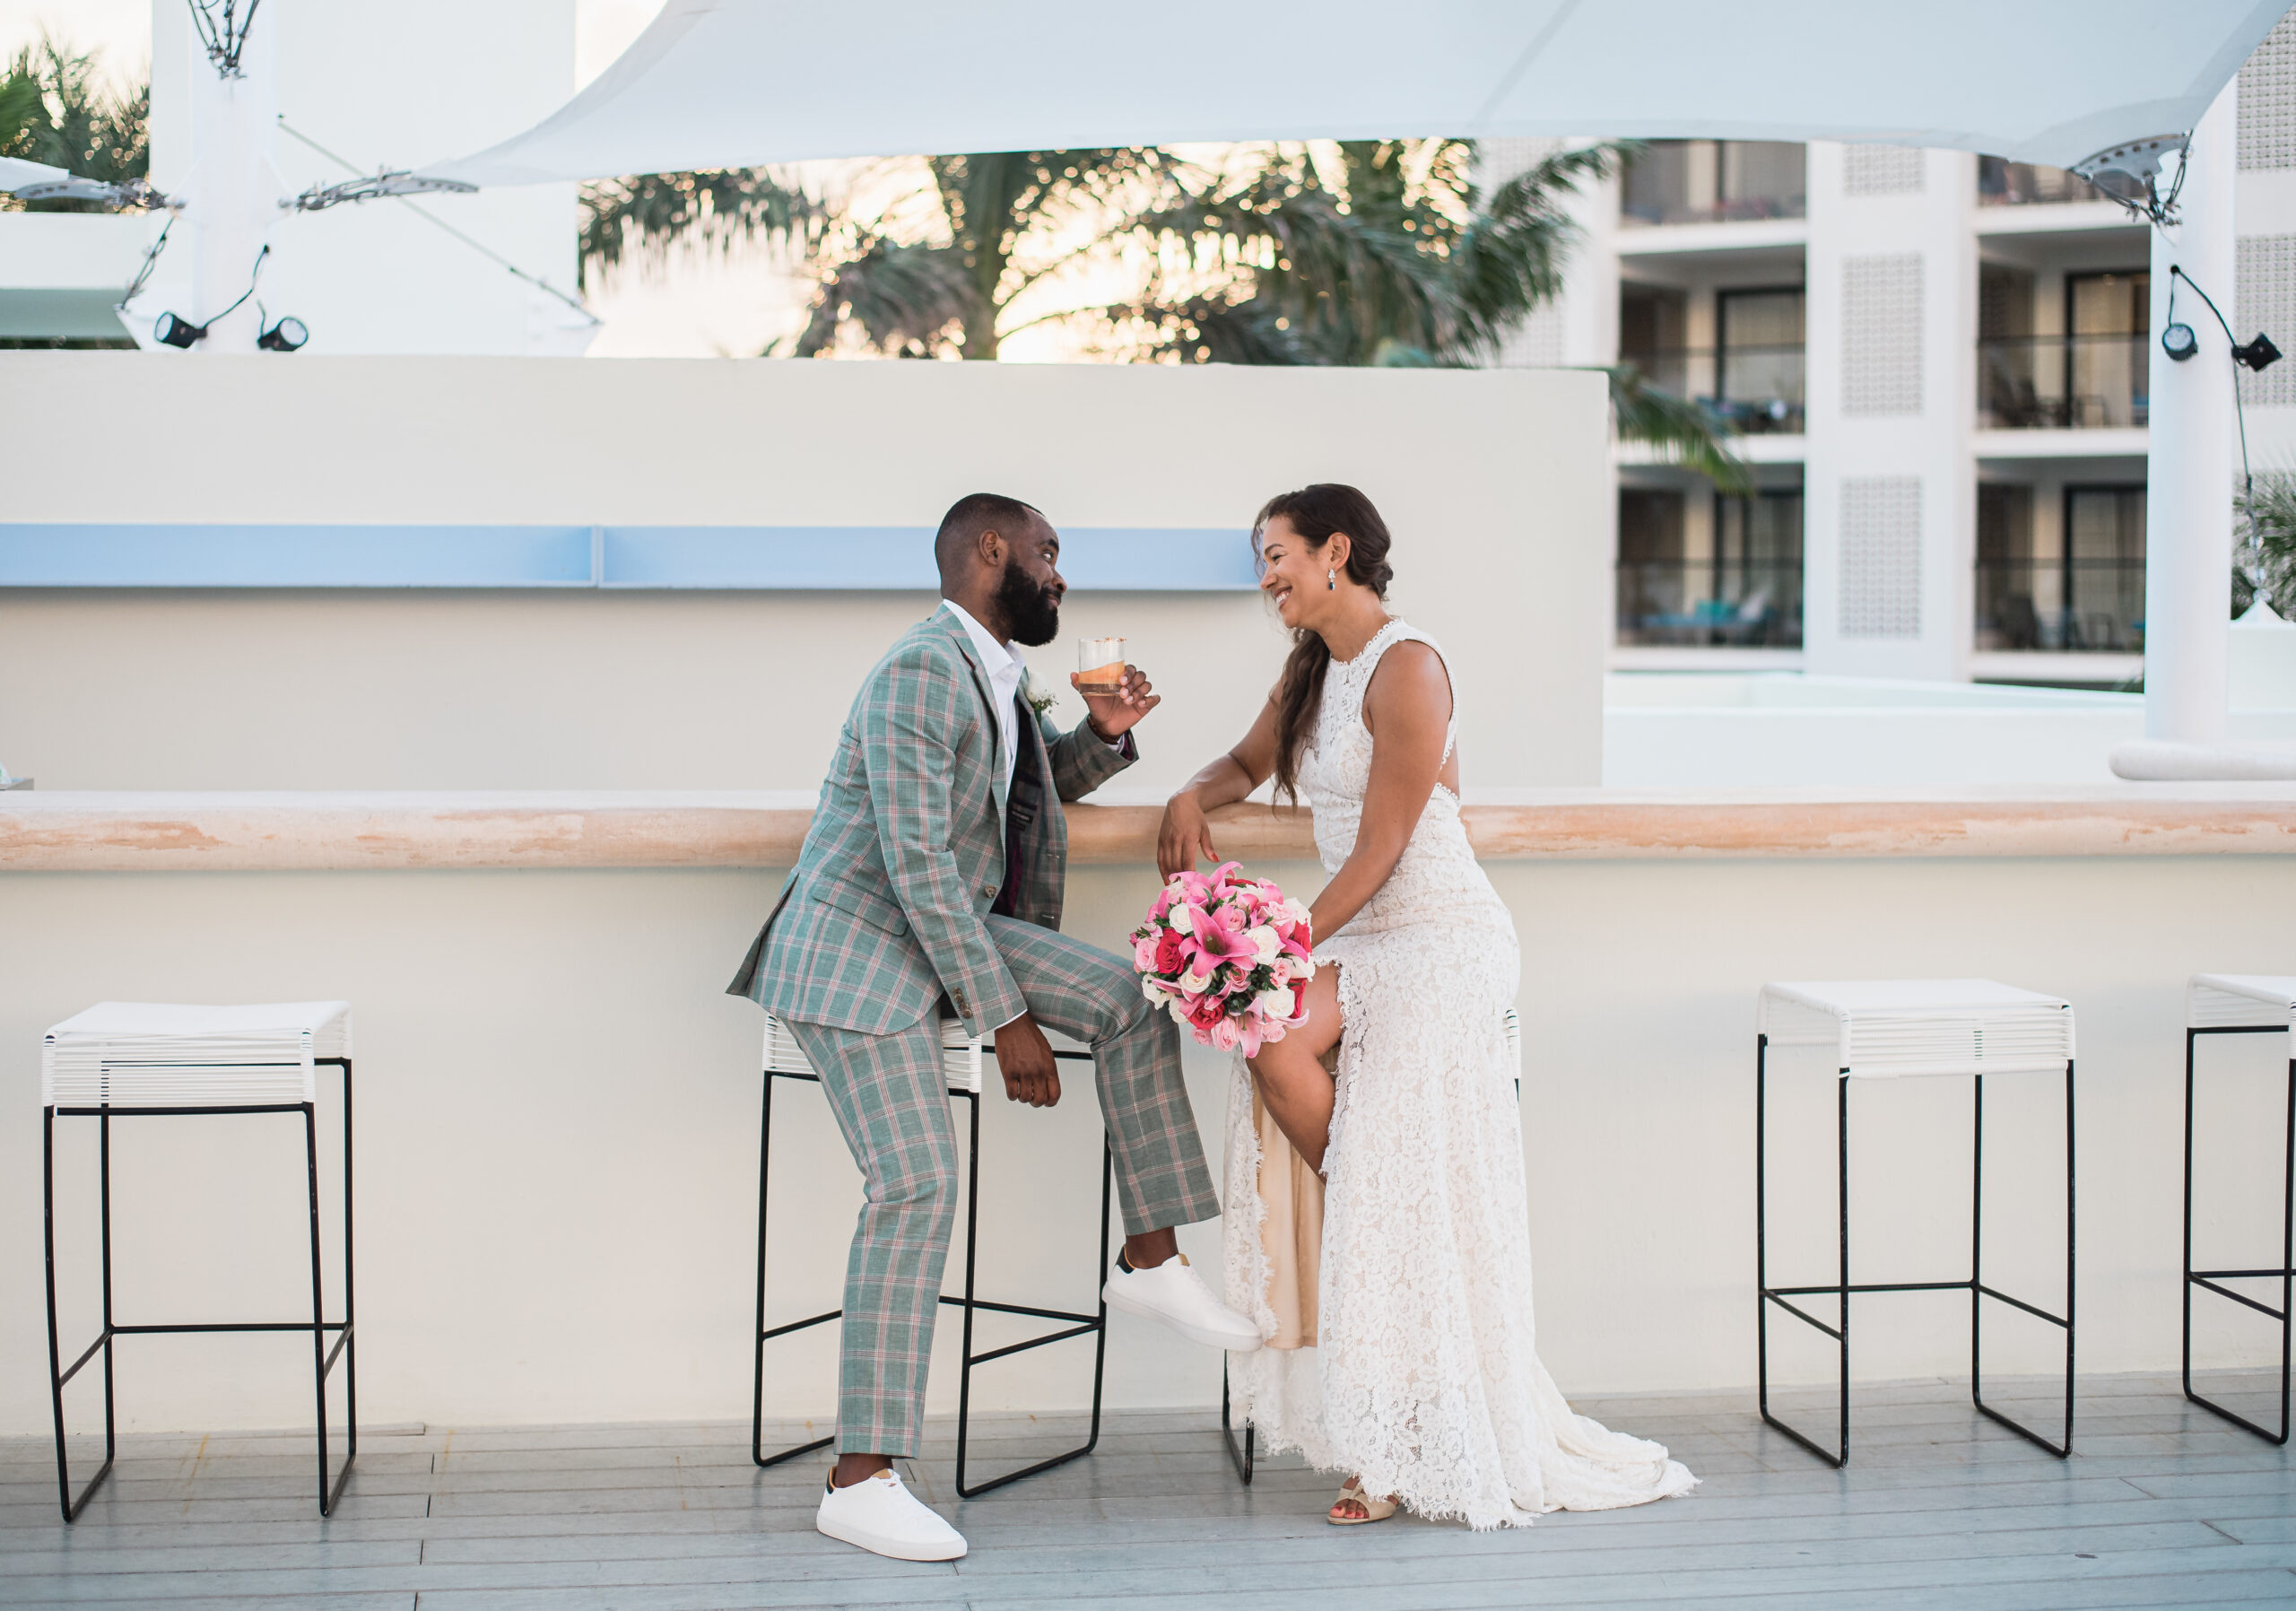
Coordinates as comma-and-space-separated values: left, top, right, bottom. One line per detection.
1076, 636, 1126, 692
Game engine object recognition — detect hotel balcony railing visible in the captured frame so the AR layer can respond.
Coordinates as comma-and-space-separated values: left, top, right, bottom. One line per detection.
1616, 559, 1804, 648
1620, 141, 1807, 226
1620, 345, 1805, 434
1977, 156, 2105, 206
1977, 335, 2149, 430
1974, 559, 2145, 652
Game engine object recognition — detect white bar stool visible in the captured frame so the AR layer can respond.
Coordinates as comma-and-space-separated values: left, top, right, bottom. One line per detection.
2183, 974, 2295, 1444
1756, 980, 2074, 1467
41, 1001, 356, 1521
1221, 1006, 1523, 1486
750, 1012, 1110, 1499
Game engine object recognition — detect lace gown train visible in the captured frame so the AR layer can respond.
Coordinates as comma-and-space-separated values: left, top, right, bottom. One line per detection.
1222, 619, 1697, 1529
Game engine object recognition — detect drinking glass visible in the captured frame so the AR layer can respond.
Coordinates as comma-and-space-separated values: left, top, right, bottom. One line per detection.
1076, 636, 1126, 692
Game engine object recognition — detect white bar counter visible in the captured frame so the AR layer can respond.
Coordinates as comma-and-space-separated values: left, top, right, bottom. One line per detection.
6, 785, 2296, 1441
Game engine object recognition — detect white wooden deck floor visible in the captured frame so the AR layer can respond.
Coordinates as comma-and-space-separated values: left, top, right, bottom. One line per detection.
4, 1372, 2292, 1608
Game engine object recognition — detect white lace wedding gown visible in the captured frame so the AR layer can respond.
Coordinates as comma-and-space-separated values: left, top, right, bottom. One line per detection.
1222, 618, 1697, 1529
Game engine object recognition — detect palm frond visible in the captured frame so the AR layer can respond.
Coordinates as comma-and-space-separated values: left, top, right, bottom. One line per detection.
790, 237, 983, 358
1442, 144, 1621, 361
2235, 470, 2296, 613
579, 167, 826, 287
1122, 153, 1454, 364
1606, 363, 1751, 494
0, 37, 147, 211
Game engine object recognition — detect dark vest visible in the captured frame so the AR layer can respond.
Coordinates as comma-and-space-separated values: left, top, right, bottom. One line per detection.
993, 690, 1042, 919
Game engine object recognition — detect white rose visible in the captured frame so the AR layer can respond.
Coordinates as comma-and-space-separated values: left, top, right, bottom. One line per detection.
1167, 902, 1195, 934
1247, 926, 1280, 964
1180, 967, 1214, 995
1282, 897, 1311, 926
1254, 986, 1296, 1019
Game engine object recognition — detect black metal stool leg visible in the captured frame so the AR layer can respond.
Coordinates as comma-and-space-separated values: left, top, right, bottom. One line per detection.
305, 1064, 359, 1515
951, 1050, 1112, 1499
1755, 1039, 1851, 1467
339, 1060, 359, 1506
1221, 1356, 1255, 1483
2185, 1029, 2295, 1444
752, 1068, 839, 1467
1839, 1072, 1850, 1466
1970, 1061, 2075, 1458
45, 1105, 116, 1522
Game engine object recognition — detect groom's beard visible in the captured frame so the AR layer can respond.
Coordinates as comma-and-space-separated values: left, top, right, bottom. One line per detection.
996, 561, 1062, 647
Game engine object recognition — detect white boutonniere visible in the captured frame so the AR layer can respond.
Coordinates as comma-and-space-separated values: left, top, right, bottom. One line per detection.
1022, 667, 1058, 718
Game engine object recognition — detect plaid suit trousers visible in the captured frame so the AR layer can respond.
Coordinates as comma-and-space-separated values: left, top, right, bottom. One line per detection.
785, 914, 1220, 1457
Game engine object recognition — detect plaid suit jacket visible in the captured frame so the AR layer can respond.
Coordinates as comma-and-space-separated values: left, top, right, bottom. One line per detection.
726, 607, 1135, 1039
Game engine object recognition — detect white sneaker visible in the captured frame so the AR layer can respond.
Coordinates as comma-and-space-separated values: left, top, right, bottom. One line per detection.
814, 1467, 967, 1562
1103, 1251, 1264, 1352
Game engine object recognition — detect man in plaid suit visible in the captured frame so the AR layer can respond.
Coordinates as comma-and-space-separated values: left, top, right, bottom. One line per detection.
728, 493, 1260, 1562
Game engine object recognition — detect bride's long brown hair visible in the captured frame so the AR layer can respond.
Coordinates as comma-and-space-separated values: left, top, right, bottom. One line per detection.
1257, 483, 1396, 804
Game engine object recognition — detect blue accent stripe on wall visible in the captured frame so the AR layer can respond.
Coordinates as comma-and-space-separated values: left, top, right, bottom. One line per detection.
0, 524, 1259, 591
0, 525, 596, 588
601, 527, 1259, 590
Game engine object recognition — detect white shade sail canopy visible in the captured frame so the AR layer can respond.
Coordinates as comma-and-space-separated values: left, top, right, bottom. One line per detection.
427, 0, 2294, 187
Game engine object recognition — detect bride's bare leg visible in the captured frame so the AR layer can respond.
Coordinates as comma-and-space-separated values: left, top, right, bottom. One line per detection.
1246, 964, 1344, 1172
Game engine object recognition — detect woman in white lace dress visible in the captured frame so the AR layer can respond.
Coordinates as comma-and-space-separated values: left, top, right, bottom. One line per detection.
1158, 484, 1695, 1530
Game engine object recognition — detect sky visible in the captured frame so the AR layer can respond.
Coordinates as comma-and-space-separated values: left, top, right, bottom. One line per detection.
0, 1, 816, 356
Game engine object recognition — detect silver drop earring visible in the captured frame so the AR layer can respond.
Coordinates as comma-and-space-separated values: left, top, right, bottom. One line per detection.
1326, 568, 1335, 591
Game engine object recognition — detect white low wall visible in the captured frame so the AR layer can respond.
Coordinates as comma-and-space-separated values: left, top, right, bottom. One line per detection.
0, 353, 1607, 795
1606, 672, 2296, 787
4, 850, 2292, 1438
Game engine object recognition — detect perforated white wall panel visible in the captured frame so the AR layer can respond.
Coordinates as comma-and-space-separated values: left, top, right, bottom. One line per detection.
1843, 145, 1925, 196
1838, 475, 1923, 640
2237, 234, 2296, 407
1841, 253, 1925, 416
2239, 10, 2296, 170
1480, 136, 1570, 367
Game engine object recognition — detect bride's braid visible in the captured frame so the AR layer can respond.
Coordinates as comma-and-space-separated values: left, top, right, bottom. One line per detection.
1257, 484, 1396, 804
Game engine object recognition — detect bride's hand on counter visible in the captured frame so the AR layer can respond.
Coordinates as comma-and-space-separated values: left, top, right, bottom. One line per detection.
1158, 791, 1219, 878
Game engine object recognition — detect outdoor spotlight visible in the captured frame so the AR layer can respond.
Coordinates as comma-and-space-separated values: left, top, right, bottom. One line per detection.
2161, 322, 2198, 362
257, 315, 309, 352
2232, 333, 2282, 373
152, 310, 206, 348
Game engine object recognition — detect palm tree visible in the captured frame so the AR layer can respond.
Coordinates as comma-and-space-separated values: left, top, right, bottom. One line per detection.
0, 37, 149, 211
581, 139, 1744, 485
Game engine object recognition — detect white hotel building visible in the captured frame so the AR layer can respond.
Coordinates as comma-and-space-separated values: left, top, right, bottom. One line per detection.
1492, 12, 2296, 691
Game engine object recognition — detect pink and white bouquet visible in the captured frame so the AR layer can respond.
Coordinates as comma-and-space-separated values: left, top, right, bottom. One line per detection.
1129, 862, 1315, 1054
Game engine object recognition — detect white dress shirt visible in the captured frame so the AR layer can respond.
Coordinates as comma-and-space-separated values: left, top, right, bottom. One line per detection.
941, 599, 1025, 788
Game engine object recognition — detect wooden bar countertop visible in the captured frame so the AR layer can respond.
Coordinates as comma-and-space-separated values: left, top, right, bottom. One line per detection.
5, 786, 2296, 871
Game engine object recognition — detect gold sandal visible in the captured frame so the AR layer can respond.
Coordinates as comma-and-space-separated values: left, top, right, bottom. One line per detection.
1327, 1477, 1398, 1526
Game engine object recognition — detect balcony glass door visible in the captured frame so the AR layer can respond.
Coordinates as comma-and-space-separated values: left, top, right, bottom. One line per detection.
2066, 272, 2149, 430
1717, 288, 1805, 433
2064, 484, 2146, 650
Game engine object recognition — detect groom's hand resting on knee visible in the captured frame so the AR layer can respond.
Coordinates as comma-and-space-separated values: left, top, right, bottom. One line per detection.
994, 1013, 1062, 1108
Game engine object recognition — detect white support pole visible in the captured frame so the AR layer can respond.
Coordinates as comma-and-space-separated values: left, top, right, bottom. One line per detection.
182, 4, 283, 353
2108, 83, 2296, 778
2141, 84, 2237, 745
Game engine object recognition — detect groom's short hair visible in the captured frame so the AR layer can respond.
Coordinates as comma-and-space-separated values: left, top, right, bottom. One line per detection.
935, 492, 1042, 577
